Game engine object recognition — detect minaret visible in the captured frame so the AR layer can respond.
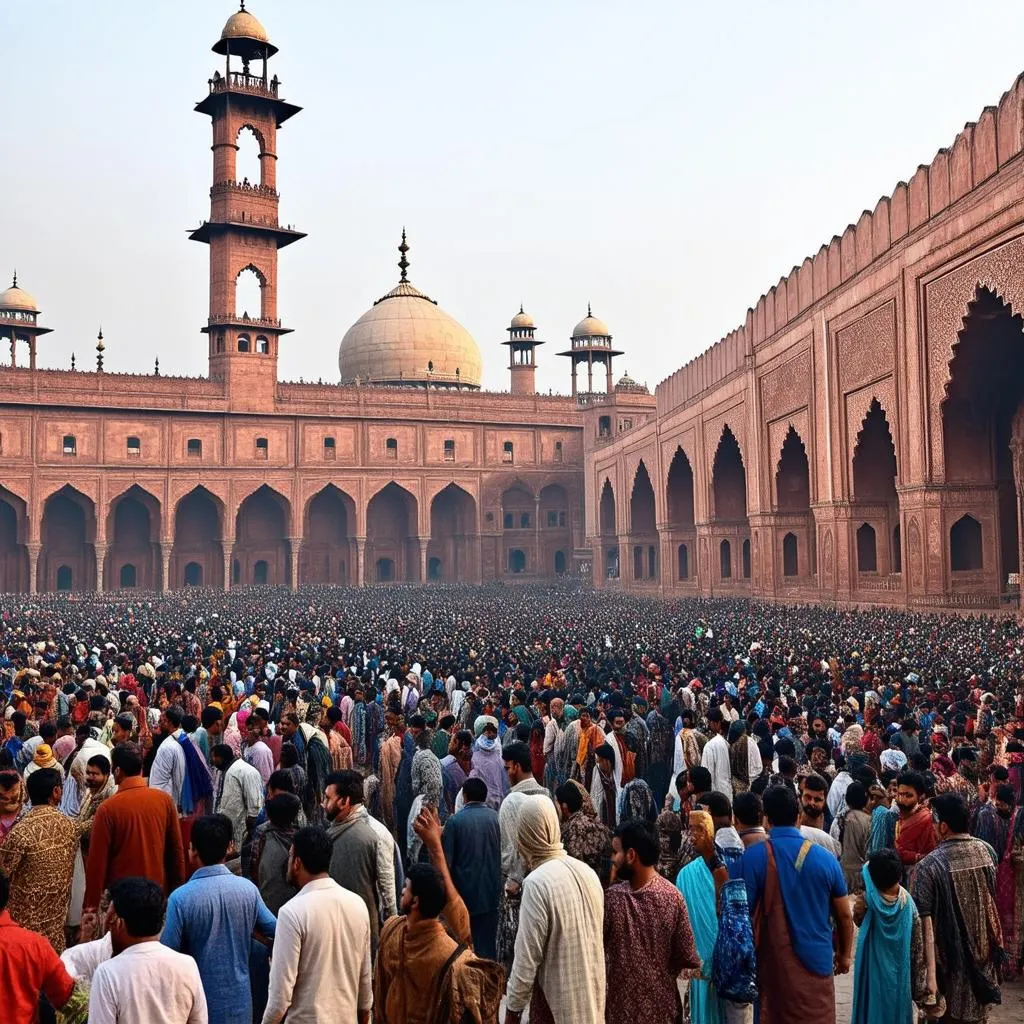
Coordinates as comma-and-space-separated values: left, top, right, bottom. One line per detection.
502, 306, 542, 395
558, 305, 622, 397
0, 273, 52, 370
190, 4, 305, 408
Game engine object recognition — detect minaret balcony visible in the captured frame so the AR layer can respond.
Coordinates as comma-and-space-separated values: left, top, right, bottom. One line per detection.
210, 71, 280, 100
206, 313, 282, 329
211, 180, 279, 200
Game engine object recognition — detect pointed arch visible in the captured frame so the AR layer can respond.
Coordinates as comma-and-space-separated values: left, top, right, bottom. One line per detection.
0, 485, 28, 592
172, 486, 225, 590
233, 485, 291, 586
629, 460, 657, 536
775, 426, 810, 512
429, 483, 478, 582
711, 425, 748, 521
107, 484, 161, 590
234, 263, 267, 320
367, 482, 419, 582
41, 485, 97, 592
666, 446, 695, 530
301, 484, 355, 585
599, 478, 616, 536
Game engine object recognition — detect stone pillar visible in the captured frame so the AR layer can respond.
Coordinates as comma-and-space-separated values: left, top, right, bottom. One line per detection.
418, 537, 428, 583
356, 537, 366, 587
94, 542, 108, 593
534, 499, 542, 576
222, 540, 233, 591
27, 543, 40, 595
475, 534, 484, 583
160, 541, 173, 594
288, 536, 302, 591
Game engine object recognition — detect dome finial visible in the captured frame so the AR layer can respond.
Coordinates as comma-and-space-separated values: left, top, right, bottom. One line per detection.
398, 228, 410, 283
587, 302, 592, 317
11, 270, 16, 288
519, 303, 524, 314
239, 0, 246, 10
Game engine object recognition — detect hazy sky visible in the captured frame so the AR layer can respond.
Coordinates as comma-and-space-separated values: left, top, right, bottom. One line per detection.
5, 1, 1024, 394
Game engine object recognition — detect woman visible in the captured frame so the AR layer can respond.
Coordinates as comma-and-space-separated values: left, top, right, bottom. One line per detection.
675, 810, 729, 1024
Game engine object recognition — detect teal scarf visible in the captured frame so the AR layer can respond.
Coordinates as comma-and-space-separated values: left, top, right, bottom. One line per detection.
676, 857, 723, 1024
851, 863, 916, 1024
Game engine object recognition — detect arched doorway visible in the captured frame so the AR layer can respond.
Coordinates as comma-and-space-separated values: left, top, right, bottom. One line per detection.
599, 479, 618, 578
172, 487, 223, 589
430, 484, 477, 583
782, 533, 798, 577
677, 543, 689, 580
720, 539, 732, 579
107, 486, 160, 590
119, 563, 137, 588
711, 427, 749, 583
941, 287, 1024, 602
301, 485, 355, 585
775, 426, 812, 580
0, 487, 28, 592
376, 557, 395, 582
852, 400, 899, 578
554, 550, 567, 574
666, 447, 695, 529
501, 484, 533, 577
367, 483, 418, 582
56, 565, 72, 591
41, 486, 96, 592
508, 549, 527, 574
234, 486, 290, 586
629, 461, 658, 580
539, 483, 570, 579
428, 556, 443, 580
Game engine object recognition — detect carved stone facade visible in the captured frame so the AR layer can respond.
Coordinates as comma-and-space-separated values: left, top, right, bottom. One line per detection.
586, 72, 1024, 614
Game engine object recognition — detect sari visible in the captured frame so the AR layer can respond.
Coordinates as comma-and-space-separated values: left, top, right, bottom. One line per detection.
851, 864, 916, 1024
675, 856, 722, 1024
994, 806, 1024, 978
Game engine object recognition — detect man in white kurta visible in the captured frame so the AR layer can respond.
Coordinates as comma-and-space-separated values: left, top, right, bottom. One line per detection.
504, 799, 604, 1023
213, 748, 264, 853
700, 710, 732, 797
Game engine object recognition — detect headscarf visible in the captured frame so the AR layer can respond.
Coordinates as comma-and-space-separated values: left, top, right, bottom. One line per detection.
515, 796, 565, 870
879, 748, 908, 773
728, 720, 750, 789
474, 714, 498, 738
33, 744, 59, 769
565, 778, 597, 818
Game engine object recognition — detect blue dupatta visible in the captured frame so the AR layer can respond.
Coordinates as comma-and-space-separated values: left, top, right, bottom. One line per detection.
676, 857, 723, 1024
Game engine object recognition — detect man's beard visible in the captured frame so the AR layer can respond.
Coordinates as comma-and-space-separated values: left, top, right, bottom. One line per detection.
802, 805, 822, 821
998, 809, 1012, 820
616, 862, 634, 882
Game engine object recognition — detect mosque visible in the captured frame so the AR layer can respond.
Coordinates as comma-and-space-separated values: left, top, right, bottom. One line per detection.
3, 4, 1024, 614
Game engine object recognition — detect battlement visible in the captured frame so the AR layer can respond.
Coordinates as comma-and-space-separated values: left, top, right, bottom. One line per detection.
656, 72, 1024, 418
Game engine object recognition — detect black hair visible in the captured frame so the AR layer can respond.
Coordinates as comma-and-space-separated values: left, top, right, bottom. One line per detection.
325, 769, 364, 805
406, 862, 447, 919
701, 791, 732, 820
897, 771, 927, 797
778, 755, 797, 776
190, 814, 234, 865
931, 792, 970, 834
555, 781, 583, 813
614, 817, 659, 866
163, 705, 184, 728
26, 767, 62, 806
867, 849, 902, 891
111, 743, 143, 777
501, 742, 532, 773
292, 826, 331, 875
266, 792, 302, 829
689, 766, 712, 793
845, 781, 868, 811
109, 877, 165, 937
801, 773, 827, 794
995, 783, 1016, 806
267, 769, 296, 793
39, 721, 57, 742
409, 715, 426, 730
211, 743, 235, 766
763, 783, 800, 827
280, 743, 299, 768
462, 777, 488, 804
86, 754, 110, 773
201, 707, 223, 729
733, 791, 763, 828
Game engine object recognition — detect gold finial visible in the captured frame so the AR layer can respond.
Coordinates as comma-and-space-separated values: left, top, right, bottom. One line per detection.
398, 228, 409, 283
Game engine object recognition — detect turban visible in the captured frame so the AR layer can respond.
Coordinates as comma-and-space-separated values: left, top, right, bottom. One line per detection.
33, 744, 58, 769
880, 748, 908, 773
474, 715, 499, 737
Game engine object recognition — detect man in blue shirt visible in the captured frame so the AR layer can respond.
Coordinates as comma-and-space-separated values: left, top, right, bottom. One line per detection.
162, 813, 277, 1024
732, 784, 853, 1022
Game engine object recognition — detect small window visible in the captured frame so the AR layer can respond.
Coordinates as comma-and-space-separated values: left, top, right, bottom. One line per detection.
385, 437, 398, 459
598, 416, 611, 438
503, 512, 514, 530
126, 436, 141, 457
216, 333, 225, 353
502, 441, 514, 463
187, 438, 202, 458
256, 336, 269, 354
443, 439, 455, 462
62, 434, 77, 456
237, 335, 250, 353
324, 436, 336, 460
558, 511, 566, 528
554, 440, 563, 463
255, 436, 268, 459
547, 510, 558, 528
622, 418, 633, 430
520, 512, 531, 529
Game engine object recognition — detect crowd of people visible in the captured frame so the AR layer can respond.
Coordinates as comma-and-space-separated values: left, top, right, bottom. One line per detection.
0, 581, 1022, 1024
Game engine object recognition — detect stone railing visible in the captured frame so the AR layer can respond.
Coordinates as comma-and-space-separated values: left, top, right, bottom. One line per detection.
211, 180, 278, 199
855, 574, 902, 591
209, 72, 279, 100
207, 314, 281, 329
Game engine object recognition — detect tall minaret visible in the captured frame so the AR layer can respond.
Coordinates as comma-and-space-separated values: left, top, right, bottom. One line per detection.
502, 306, 542, 395
191, 3, 305, 407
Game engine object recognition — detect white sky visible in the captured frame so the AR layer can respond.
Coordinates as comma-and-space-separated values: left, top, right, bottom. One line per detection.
4, 1, 1024, 394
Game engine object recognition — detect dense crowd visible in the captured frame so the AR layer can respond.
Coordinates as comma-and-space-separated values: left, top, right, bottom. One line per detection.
0, 582, 1022, 1023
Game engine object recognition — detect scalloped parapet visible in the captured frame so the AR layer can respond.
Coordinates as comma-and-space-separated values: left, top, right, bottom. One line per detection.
655, 71, 1024, 418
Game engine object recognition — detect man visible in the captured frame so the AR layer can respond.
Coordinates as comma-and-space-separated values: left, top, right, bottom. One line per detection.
574, 705, 605, 789
591, 742, 621, 826
542, 697, 572, 794
0, 769, 28, 844
191, 707, 222, 766
504, 798, 605, 1023
162, 814, 276, 1024
603, 818, 699, 1024
249, 792, 302, 914
262, 826, 371, 1024
734, 790, 766, 847
0, 766, 81, 951
557, 779, 613, 886
440, 729, 473, 813
244, 717, 275, 786
894, 771, 936, 883
88, 876, 207, 1024
150, 706, 187, 808
734, 784, 853, 1023
839, 782, 872, 892
323, 769, 387, 952
212, 742, 264, 856
608, 709, 637, 785
673, 710, 703, 778
84, 743, 185, 925
913, 792, 1002, 1023
799, 774, 842, 856
441, 777, 501, 958
0, 870, 76, 1021
108, 714, 136, 750
701, 706, 732, 796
